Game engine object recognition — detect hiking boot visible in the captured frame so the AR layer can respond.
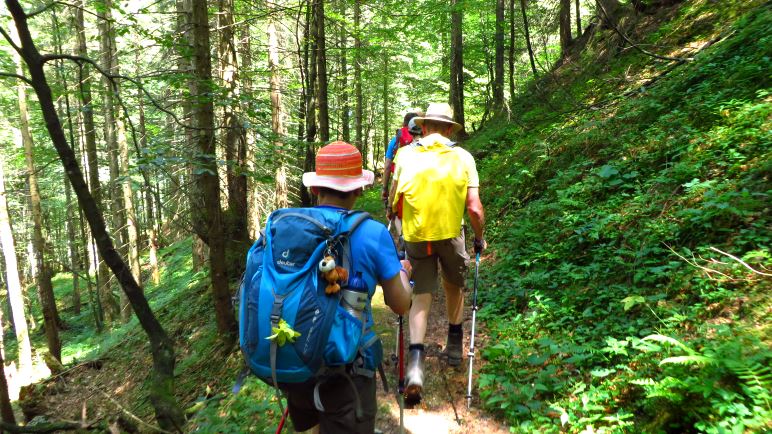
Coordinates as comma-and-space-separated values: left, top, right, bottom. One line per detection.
446, 330, 463, 367
405, 348, 425, 400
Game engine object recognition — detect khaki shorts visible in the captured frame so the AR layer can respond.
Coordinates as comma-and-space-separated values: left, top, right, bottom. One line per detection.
405, 232, 469, 294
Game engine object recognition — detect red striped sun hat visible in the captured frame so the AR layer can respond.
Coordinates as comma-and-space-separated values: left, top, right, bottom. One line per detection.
302, 141, 375, 192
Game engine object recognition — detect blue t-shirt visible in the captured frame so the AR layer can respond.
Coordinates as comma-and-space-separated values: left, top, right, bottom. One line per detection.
315, 206, 402, 296
385, 135, 398, 159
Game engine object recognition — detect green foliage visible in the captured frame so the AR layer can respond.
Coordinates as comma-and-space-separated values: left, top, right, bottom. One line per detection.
188, 378, 284, 433
466, 2, 771, 432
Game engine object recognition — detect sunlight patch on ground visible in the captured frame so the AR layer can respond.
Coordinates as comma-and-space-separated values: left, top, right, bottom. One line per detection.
5, 356, 51, 400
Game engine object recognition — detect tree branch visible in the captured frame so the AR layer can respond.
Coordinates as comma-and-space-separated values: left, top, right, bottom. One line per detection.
40, 53, 189, 127
0, 26, 22, 53
596, 2, 692, 63
0, 71, 33, 85
709, 246, 772, 277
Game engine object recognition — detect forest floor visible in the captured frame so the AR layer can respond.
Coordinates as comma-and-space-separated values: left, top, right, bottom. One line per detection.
371, 279, 508, 434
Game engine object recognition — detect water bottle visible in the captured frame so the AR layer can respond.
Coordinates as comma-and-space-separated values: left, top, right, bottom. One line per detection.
341, 272, 368, 323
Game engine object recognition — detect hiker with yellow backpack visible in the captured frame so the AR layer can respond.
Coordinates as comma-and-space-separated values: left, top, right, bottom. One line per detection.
387, 103, 486, 401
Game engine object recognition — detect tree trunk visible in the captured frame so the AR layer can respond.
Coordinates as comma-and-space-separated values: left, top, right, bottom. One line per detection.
218, 0, 249, 279
301, 0, 318, 207
576, 0, 582, 37
353, 0, 363, 153
137, 88, 160, 285
5, 1, 185, 428
14, 34, 62, 361
189, 0, 237, 342
97, 0, 130, 322
494, 0, 505, 114
520, 0, 538, 77
449, 0, 466, 136
0, 156, 33, 376
73, 0, 107, 329
509, 0, 516, 104
315, 0, 330, 142
560, 0, 573, 58
267, 2, 288, 209
338, 0, 350, 142
596, 0, 621, 28
0, 344, 15, 425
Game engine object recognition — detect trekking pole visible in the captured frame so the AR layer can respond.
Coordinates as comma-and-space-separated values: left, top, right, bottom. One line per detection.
275, 406, 289, 434
465, 253, 480, 409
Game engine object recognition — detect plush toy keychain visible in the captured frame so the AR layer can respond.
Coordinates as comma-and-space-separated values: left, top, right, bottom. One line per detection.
319, 255, 348, 294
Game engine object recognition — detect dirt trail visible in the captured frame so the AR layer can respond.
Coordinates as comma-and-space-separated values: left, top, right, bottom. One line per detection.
372, 286, 508, 434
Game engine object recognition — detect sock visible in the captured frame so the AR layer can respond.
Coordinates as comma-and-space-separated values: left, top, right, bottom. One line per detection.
409, 343, 425, 352
449, 323, 462, 334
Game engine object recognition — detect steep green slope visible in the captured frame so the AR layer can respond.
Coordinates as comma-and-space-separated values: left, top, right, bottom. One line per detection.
465, 1, 770, 432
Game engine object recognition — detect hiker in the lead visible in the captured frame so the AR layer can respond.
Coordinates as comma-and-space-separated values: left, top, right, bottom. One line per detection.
286, 142, 412, 433
387, 103, 486, 401
382, 112, 421, 242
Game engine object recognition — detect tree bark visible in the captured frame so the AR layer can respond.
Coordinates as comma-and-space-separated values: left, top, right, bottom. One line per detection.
0, 155, 33, 376
218, 0, 249, 278
509, 0, 516, 103
560, 0, 574, 58
14, 33, 62, 361
0, 343, 15, 425
188, 0, 237, 342
5, 2, 185, 429
137, 87, 160, 285
449, 0, 466, 136
576, 0, 582, 37
301, 0, 318, 207
267, 2, 288, 209
353, 0, 363, 153
494, 0, 505, 114
520, 0, 538, 77
97, 0, 130, 322
338, 0, 350, 142
596, 0, 621, 28
73, 0, 107, 329
315, 0, 330, 142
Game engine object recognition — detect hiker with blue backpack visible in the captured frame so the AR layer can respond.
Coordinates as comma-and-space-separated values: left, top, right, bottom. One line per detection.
381, 111, 421, 211
238, 141, 412, 433
387, 103, 486, 402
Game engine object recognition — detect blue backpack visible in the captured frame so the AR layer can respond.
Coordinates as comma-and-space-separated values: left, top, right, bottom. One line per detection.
237, 207, 383, 394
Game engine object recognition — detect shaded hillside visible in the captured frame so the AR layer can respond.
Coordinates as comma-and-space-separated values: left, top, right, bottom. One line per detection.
465, 0, 770, 432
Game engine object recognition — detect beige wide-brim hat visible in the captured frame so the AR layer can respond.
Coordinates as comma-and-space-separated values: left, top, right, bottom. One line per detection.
302, 141, 375, 192
414, 102, 463, 134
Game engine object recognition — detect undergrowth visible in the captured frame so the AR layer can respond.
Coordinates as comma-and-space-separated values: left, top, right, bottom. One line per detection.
466, 2, 771, 433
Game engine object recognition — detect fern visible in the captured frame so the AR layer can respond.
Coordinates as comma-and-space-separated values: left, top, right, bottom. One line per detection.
659, 355, 717, 366
726, 360, 772, 410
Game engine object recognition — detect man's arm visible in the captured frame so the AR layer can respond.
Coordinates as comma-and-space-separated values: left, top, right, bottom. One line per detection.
381, 260, 412, 315
466, 187, 485, 242
382, 158, 393, 199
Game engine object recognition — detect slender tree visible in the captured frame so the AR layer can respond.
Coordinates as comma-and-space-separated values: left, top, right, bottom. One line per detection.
509, 0, 516, 103
98, 0, 136, 321
0, 339, 15, 426
449, 0, 466, 135
353, 0, 363, 153
520, 0, 538, 77
73, 0, 107, 328
188, 0, 237, 341
494, 0, 506, 114
560, 0, 574, 58
338, 0, 350, 142
315, 0, 330, 142
0, 155, 33, 376
576, 0, 582, 37
268, 0, 288, 209
218, 0, 249, 278
14, 29, 62, 361
301, 0, 318, 207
